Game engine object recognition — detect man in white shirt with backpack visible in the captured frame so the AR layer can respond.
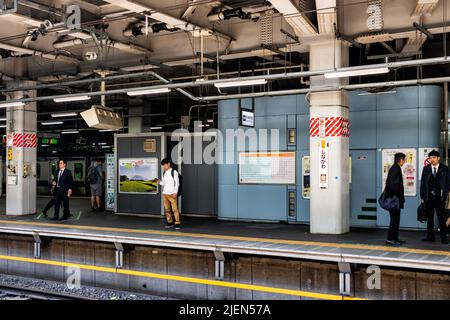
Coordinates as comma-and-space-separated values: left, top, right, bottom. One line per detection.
156, 158, 182, 230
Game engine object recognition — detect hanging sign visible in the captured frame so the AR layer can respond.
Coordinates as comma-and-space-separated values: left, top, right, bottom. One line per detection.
319, 140, 329, 189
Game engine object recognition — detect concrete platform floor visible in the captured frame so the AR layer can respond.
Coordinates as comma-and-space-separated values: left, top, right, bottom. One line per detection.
0, 196, 447, 251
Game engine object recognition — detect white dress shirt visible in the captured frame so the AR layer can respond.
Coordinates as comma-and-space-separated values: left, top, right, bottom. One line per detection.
159, 168, 179, 195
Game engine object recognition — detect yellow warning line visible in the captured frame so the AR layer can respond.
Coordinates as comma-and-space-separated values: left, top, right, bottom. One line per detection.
0, 254, 363, 300
0, 219, 448, 257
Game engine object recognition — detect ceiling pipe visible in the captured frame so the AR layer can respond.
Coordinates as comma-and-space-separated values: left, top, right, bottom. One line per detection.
0, 71, 157, 93
3, 56, 450, 104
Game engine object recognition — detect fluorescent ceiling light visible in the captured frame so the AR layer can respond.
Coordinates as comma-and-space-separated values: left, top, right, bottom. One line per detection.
0, 125, 6, 128
101, 145, 112, 149
42, 121, 63, 125
51, 112, 78, 118
358, 90, 397, 96
325, 67, 389, 79
0, 101, 25, 108
127, 88, 171, 96
207, 119, 214, 123
61, 130, 79, 134
98, 142, 107, 145
121, 64, 158, 72
99, 129, 114, 132
0, 118, 6, 121
214, 79, 267, 88
53, 96, 91, 103
150, 126, 163, 130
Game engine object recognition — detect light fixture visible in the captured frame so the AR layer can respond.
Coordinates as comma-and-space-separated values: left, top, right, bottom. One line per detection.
214, 79, 267, 88
358, 90, 397, 96
101, 145, 112, 149
324, 67, 389, 79
198, 124, 210, 128
207, 119, 214, 123
0, 125, 6, 128
0, 101, 25, 108
51, 112, 78, 118
99, 129, 114, 132
42, 121, 63, 125
53, 96, 91, 103
98, 142, 107, 145
0, 118, 6, 121
127, 88, 171, 96
150, 126, 163, 130
61, 130, 79, 134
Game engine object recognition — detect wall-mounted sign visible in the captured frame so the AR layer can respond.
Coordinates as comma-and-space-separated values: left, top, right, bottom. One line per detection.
143, 139, 156, 153
382, 149, 417, 197
106, 153, 115, 210
319, 140, 329, 189
239, 152, 296, 185
7, 175, 17, 185
302, 156, 311, 199
418, 148, 439, 180
118, 158, 159, 194
241, 110, 255, 128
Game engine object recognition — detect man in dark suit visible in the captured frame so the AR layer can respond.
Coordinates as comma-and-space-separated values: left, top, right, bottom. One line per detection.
384, 153, 406, 246
420, 150, 449, 244
51, 159, 74, 221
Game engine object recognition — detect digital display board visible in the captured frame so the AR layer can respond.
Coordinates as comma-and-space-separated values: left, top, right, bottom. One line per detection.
238, 152, 296, 185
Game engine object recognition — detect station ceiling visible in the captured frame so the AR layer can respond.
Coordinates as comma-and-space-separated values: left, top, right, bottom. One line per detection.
0, 0, 449, 150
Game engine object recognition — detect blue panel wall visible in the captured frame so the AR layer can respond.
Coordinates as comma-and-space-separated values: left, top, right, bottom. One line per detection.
217, 86, 442, 229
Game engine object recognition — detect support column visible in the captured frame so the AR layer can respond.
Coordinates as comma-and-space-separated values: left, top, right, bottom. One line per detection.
6, 81, 37, 216
128, 104, 143, 134
309, 40, 350, 234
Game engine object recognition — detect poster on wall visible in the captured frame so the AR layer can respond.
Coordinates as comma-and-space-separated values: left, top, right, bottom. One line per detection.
382, 149, 417, 197
118, 158, 159, 194
302, 156, 311, 199
106, 154, 115, 210
319, 140, 329, 189
418, 148, 439, 180
239, 152, 296, 185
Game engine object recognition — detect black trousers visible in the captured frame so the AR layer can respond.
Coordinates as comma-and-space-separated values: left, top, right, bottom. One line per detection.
426, 193, 448, 240
42, 197, 55, 214
54, 188, 70, 218
387, 208, 401, 241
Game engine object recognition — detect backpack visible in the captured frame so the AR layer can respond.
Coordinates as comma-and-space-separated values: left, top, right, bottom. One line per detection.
171, 169, 183, 196
86, 166, 98, 185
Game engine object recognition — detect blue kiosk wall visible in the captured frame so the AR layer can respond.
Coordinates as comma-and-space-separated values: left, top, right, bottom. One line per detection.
217, 85, 442, 230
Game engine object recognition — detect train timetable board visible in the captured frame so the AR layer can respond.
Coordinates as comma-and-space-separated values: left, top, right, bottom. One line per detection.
238, 152, 296, 185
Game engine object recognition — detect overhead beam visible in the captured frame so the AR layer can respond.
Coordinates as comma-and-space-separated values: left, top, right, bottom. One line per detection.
315, 0, 337, 34
269, 0, 318, 36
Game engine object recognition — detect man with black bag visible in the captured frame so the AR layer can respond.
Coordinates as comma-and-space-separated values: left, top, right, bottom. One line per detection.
420, 150, 449, 244
384, 153, 406, 246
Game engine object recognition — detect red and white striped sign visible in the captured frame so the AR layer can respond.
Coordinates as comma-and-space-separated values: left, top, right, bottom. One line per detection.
12, 133, 37, 148
310, 117, 350, 138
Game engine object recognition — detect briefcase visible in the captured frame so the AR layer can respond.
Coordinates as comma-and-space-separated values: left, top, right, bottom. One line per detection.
417, 202, 427, 223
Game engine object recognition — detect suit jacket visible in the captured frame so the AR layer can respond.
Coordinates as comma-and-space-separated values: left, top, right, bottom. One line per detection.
420, 163, 450, 202
53, 168, 74, 192
385, 163, 405, 208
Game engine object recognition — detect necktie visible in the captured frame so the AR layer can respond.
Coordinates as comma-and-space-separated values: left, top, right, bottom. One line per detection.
57, 170, 62, 187
433, 167, 437, 177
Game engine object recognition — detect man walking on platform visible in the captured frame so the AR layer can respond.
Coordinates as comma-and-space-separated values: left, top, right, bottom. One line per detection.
420, 150, 449, 244
51, 159, 74, 221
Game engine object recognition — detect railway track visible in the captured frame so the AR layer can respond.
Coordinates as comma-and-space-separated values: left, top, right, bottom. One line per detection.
0, 284, 91, 300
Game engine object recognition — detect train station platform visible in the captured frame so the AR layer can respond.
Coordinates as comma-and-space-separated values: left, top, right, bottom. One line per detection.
0, 198, 448, 273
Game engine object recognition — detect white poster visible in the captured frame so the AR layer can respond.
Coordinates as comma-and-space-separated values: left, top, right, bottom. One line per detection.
319, 140, 329, 189
418, 148, 439, 180
239, 152, 296, 185
382, 149, 417, 197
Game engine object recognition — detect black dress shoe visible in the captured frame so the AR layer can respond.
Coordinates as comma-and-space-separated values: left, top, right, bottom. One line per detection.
385, 240, 401, 246
50, 217, 59, 221
422, 237, 435, 242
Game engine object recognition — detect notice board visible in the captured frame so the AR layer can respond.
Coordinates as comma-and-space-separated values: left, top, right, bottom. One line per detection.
238, 152, 296, 185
